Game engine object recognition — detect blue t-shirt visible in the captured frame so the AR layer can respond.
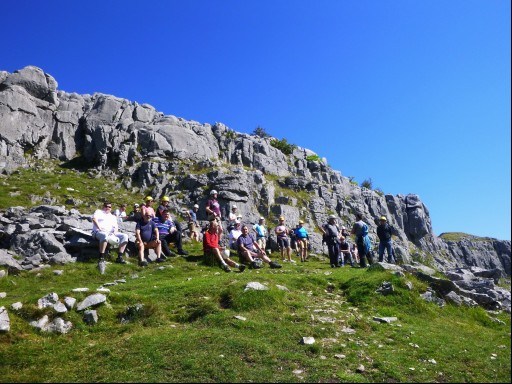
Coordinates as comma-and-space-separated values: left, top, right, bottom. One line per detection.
189, 209, 197, 223
136, 219, 157, 243
253, 223, 267, 238
294, 226, 308, 239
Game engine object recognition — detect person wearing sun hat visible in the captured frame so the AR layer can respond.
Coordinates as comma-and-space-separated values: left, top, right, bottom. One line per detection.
275, 216, 293, 263
294, 220, 309, 262
156, 195, 171, 220
377, 216, 395, 263
187, 203, 200, 242
227, 204, 239, 232
141, 196, 156, 219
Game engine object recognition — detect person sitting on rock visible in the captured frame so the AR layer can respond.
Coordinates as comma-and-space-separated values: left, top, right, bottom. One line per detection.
126, 203, 142, 222
114, 203, 127, 222
153, 209, 188, 256
186, 204, 200, 242
227, 204, 239, 232
141, 196, 156, 219
238, 225, 282, 269
135, 211, 164, 266
91, 201, 129, 265
156, 195, 171, 220
203, 216, 246, 273
228, 220, 243, 250
275, 216, 294, 263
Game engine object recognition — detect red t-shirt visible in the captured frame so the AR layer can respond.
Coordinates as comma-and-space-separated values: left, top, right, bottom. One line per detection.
203, 230, 219, 251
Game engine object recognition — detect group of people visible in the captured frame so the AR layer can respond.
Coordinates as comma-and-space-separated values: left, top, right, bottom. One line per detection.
91, 189, 396, 272
92, 196, 196, 269
321, 213, 396, 268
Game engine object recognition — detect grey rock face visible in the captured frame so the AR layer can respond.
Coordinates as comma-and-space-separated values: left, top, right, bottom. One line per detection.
0, 66, 510, 278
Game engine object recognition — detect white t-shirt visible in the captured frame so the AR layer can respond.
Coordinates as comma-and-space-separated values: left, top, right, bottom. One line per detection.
229, 229, 242, 248
92, 209, 118, 234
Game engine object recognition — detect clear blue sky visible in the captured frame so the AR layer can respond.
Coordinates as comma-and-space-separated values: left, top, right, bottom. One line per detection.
2, 0, 510, 240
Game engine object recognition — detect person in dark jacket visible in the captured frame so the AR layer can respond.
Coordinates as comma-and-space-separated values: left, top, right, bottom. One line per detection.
321, 215, 341, 268
377, 216, 395, 263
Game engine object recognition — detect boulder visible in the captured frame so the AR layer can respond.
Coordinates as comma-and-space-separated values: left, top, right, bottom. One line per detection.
76, 293, 107, 311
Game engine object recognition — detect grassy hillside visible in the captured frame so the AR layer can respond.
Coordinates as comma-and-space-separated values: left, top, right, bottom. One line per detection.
1, 160, 511, 382
1, 241, 510, 383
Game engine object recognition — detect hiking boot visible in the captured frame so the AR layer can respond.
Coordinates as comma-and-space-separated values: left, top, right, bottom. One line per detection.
238, 264, 246, 272
330, 264, 336, 268
159, 254, 168, 260
251, 261, 262, 269
115, 256, 127, 264
269, 261, 282, 269
138, 260, 149, 267
221, 264, 231, 272
177, 249, 189, 256
155, 257, 166, 263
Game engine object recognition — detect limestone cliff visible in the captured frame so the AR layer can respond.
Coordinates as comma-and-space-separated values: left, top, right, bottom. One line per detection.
0, 66, 510, 276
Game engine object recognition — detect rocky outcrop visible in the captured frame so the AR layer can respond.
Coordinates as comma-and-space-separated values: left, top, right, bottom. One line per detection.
0, 66, 510, 276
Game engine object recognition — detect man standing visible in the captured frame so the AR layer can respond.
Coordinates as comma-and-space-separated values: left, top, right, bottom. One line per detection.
321, 215, 341, 268
377, 216, 395, 263
238, 225, 282, 269
275, 216, 293, 263
92, 201, 128, 266
351, 213, 373, 267
253, 217, 268, 251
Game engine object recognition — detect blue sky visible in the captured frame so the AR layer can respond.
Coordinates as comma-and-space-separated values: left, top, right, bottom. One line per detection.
2, 0, 510, 240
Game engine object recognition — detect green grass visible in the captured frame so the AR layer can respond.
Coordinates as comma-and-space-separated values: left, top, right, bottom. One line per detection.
0, 160, 137, 211
439, 232, 494, 242
1, 242, 510, 382
0, 161, 510, 382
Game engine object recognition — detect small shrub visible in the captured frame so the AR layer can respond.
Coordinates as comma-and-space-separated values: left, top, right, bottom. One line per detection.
253, 126, 270, 138
361, 178, 373, 189
225, 129, 237, 139
306, 154, 320, 162
270, 138, 296, 155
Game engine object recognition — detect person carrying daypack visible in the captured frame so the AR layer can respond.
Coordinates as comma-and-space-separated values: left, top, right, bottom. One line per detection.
351, 213, 373, 267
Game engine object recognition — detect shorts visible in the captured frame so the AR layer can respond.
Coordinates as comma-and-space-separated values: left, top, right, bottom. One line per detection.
93, 231, 128, 244
277, 237, 290, 249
